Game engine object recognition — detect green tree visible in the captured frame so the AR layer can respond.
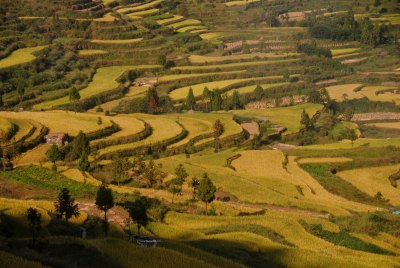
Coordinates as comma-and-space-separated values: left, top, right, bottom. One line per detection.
196, 173, 216, 214
78, 151, 90, 172
112, 157, 131, 185
158, 54, 167, 66
128, 198, 148, 235
300, 109, 311, 129
17, 80, 26, 103
47, 144, 62, 164
146, 87, 159, 114
339, 127, 357, 146
211, 89, 222, 111
68, 131, 90, 160
186, 87, 196, 110
213, 120, 224, 152
202, 87, 211, 112
54, 188, 80, 224
69, 87, 80, 102
188, 176, 200, 199
95, 184, 114, 235
254, 85, 264, 100
97, 117, 102, 125
168, 164, 188, 202
27, 207, 41, 247
231, 90, 242, 110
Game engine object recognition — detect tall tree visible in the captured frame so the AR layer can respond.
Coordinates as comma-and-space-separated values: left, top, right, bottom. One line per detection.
213, 120, 224, 152
254, 85, 264, 100
27, 208, 41, 248
146, 87, 159, 114
112, 157, 131, 185
211, 89, 222, 111
202, 87, 211, 112
54, 188, 80, 224
300, 109, 311, 130
168, 164, 188, 202
188, 176, 200, 199
196, 173, 216, 214
95, 184, 114, 235
186, 88, 196, 110
47, 144, 62, 165
68, 131, 89, 160
231, 90, 241, 110
78, 151, 90, 172
69, 87, 80, 111
128, 198, 148, 235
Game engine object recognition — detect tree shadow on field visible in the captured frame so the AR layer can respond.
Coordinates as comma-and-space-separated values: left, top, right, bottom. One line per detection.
189, 239, 289, 268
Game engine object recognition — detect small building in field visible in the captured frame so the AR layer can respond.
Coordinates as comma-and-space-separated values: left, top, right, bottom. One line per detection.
45, 132, 68, 146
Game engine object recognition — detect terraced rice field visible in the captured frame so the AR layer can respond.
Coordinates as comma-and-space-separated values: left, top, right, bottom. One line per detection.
167, 116, 212, 148
338, 164, 400, 206
365, 122, 400, 129
117, 0, 164, 14
0, 117, 12, 133
234, 103, 323, 134
177, 26, 208, 33
226, 82, 290, 96
303, 137, 400, 150
359, 86, 400, 104
169, 76, 275, 101
326, 84, 364, 101
78, 49, 108, 56
34, 65, 160, 109
0, 45, 47, 68
91, 38, 143, 44
151, 211, 399, 267
127, 8, 159, 19
0, 111, 111, 136
157, 70, 246, 83
189, 53, 299, 63
91, 116, 145, 144
330, 48, 360, 56
17, 144, 50, 165
156, 149, 373, 215
225, 0, 260, 6
170, 19, 202, 30
98, 115, 183, 155
157, 15, 184, 25
172, 58, 301, 72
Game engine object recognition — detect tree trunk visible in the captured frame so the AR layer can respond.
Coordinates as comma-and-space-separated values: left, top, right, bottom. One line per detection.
104, 210, 108, 235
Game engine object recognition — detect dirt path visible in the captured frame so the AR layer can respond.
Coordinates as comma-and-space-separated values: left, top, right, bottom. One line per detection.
77, 201, 130, 228
228, 201, 330, 218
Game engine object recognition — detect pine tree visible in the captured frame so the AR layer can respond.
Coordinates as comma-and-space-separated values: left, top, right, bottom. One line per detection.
47, 144, 62, 164
196, 173, 216, 214
78, 151, 90, 172
231, 90, 241, 110
169, 164, 188, 202
300, 109, 311, 129
128, 197, 148, 235
213, 120, 224, 152
211, 89, 222, 111
188, 176, 200, 198
27, 208, 41, 248
97, 117, 102, 125
186, 87, 196, 110
254, 85, 264, 100
202, 87, 211, 112
68, 131, 90, 160
54, 188, 80, 224
95, 184, 114, 235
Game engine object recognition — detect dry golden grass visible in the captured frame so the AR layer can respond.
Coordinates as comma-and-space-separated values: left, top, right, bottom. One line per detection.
78, 49, 108, 56
158, 70, 246, 83
326, 84, 364, 101
0, 111, 112, 136
16, 144, 50, 166
189, 53, 299, 64
98, 115, 183, 155
225, 0, 260, 6
330, 48, 360, 56
297, 157, 352, 164
157, 15, 184, 25
167, 116, 212, 148
0, 45, 47, 69
365, 122, 400, 129
117, 0, 164, 14
359, 86, 400, 104
91, 38, 143, 44
170, 19, 202, 29
91, 115, 145, 144
338, 164, 400, 206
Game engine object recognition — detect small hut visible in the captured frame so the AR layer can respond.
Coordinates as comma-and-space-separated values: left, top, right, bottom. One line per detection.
45, 132, 68, 146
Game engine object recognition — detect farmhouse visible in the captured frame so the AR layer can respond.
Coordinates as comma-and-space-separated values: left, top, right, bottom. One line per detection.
45, 132, 68, 146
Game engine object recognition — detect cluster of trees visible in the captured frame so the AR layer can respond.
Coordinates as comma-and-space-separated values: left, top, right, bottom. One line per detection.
308, 11, 394, 47
46, 131, 90, 172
